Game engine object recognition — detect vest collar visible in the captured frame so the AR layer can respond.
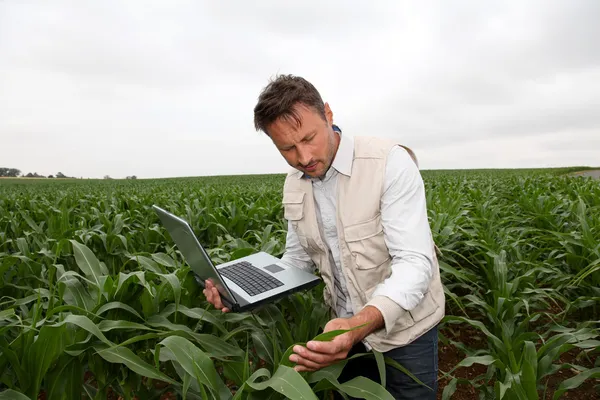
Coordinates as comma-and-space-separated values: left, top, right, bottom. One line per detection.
295, 128, 354, 180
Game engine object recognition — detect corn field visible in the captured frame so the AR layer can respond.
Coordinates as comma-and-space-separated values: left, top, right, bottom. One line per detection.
0, 169, 598, 399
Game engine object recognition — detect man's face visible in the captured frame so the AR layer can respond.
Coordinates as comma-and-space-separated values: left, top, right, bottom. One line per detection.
266, 102, 339, 179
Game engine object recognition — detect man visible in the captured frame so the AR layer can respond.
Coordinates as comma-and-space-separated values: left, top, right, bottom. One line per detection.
204, 74, 445, 399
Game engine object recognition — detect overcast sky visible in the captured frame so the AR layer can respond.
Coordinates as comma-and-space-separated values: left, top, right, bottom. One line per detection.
1, 1, 599, 179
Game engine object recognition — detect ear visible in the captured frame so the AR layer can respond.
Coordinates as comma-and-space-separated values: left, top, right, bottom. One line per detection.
324, 102, 333, 125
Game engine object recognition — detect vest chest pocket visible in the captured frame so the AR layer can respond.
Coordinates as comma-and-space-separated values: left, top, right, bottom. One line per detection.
344, 214, 391, 270
282, 191, 305, 222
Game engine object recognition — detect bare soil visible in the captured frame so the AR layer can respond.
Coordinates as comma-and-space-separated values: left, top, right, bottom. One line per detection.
569, 169, 600, 179
436, 325, 600, 399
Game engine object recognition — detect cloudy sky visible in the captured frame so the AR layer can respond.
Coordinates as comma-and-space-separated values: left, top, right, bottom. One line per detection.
1, 1, 599, 179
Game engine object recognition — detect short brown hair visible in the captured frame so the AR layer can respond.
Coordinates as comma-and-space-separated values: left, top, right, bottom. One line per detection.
253, 74, 326, 135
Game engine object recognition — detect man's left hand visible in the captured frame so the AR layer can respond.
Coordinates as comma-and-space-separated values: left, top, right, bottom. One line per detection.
289, 306, 384, 372
289, 318, 356, 372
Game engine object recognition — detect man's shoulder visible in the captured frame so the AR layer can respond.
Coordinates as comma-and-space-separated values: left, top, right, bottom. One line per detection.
352, 136, 404, 158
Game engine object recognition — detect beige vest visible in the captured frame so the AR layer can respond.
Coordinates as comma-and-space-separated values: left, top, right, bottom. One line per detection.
282, 136, 445, 352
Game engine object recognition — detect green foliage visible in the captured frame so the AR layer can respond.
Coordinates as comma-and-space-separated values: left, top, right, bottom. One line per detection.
1, 170, 599, 399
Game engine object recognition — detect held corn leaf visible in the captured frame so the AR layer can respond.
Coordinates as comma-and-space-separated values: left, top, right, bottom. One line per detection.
280, 324, 368, 369
93, 344, 177, 385
311, 323, 368, 342
245, 365, 318, 400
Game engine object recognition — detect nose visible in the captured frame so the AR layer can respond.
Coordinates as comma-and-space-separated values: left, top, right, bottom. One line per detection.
296, 145, 312, 166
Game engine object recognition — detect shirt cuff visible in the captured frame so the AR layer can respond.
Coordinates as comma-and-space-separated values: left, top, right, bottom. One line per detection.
364, 295, 407, 336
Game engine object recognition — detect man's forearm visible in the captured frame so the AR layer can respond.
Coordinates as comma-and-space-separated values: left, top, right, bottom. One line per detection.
347, 305, 385, 343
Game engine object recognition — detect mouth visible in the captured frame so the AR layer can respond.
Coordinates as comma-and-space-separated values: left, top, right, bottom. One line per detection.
303, 162, 318, 172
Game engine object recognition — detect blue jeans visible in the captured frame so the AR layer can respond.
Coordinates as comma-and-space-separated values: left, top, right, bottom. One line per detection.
334, 325, 438, 399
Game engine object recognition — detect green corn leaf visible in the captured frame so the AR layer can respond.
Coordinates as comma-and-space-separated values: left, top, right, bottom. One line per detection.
161, 303, 227, 333
385, 356, 432, 390
223, 361, 246, 386
95, 301, 143, 320
97, 320, 157, 332
552, 367, 600, 400
252, 330, 275, 366
131, 255, 164, 273
245, 365, 318, 400
147, 315, 192, 332
94, 344, 177, 385
338, 376, 395, 400
441, 378, 458, 400
69, 239, 108, 288
24, 324, 68, 398
158, 335, 220, 395
311, 323, 368, 342
51, 314, 113, 346
521, 341, 539, 400
0, 389, 30, 400
151, 252, 177, 268
0, 308, 15, 320
45, 355, 83, 400
189, 332, 245, 360
373, 350, 387, 389
158, 272, 181, 307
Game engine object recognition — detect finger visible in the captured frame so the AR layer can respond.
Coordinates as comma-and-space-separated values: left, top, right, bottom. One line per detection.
290, 354, 327, 371
306, 339, 344, 355
203, 288, 213, 303
292, 345, 332, 365
294, 364, 317, 373
222, 307, 230, 313
212, 287, 224, 309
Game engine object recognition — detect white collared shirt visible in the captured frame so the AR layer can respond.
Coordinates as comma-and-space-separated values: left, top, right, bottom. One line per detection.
279, 131, 434, 329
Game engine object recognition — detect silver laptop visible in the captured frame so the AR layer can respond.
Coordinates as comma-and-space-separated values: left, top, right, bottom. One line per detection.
152, 205, 321, 312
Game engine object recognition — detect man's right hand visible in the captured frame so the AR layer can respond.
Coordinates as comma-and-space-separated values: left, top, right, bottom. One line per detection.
203, 279, 230, 313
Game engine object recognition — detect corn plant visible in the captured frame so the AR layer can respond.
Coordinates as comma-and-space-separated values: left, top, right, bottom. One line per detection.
1, 169, 599, 399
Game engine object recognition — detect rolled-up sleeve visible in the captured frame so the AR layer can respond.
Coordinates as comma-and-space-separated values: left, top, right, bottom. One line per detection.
364, 145, 434, 335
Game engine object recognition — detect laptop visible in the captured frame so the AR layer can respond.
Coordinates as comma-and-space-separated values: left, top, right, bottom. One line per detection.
152, 205, 321, 312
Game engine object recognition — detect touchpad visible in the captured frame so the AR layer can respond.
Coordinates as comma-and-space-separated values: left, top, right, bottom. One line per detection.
264, 264, 284, 273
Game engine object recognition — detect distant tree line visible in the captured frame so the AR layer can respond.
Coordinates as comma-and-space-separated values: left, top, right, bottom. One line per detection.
0, 168, 72, 178
0, 168, 21, 177
1, 167, 138, 179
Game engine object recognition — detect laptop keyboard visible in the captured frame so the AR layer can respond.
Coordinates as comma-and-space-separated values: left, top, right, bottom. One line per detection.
219, 261, 284, 296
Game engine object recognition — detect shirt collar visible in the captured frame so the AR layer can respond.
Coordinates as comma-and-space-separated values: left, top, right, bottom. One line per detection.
295, 128, 354, 180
